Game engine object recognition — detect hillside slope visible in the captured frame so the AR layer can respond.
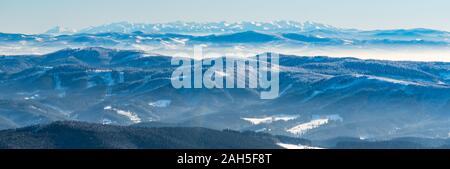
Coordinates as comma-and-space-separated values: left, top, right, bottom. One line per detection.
0, 121, 288, 149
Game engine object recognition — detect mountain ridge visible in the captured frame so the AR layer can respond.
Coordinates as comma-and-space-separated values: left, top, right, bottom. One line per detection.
2, 121, 450, 149
0, 48, 450, 140
0, 121, 289, 149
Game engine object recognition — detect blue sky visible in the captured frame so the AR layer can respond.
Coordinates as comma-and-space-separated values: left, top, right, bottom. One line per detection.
1, 0, 449, 34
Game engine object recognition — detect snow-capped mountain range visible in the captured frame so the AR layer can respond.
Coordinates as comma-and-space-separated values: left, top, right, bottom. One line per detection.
41, 21, 450, 42
40, 21, 450, 45
46, 21, 343, 34
1, 21, 449, 61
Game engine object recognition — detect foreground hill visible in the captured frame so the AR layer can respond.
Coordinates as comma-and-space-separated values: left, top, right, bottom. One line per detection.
2, 121, 450, 149
0, 121, 298, 149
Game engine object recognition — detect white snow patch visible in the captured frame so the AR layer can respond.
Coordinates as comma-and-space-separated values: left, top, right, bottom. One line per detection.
170, 38, 188, 45
24, 94, 40, 100
255, 128, 270, 132
104, 106, 141, 123
342, 39, 354, 45
277, 143, 323, 149
102, 119, 113, 125
354, 74, 424, 86
148, 100, 172, 108
366, 76, 421, 86
287, 114, 343, 135
35, 37, 44, 42
90, 69, 112, 73
287, 119, 329, 135
312, 114, 343, 122
243, 117, 273, 125
29, 105, 45, 112
242, 115, 299, 125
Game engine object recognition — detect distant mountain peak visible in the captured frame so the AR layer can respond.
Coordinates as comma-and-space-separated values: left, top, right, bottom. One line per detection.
44, 26, 77, 35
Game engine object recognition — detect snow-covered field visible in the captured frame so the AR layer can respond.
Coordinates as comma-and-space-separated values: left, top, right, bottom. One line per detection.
104, 106, 142, 123
277, 143, 323, 149
242, 115, 299, 125
287, 114, 343, 136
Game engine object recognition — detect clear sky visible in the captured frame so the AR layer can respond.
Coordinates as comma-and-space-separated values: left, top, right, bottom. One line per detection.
1, 0, 449, 34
